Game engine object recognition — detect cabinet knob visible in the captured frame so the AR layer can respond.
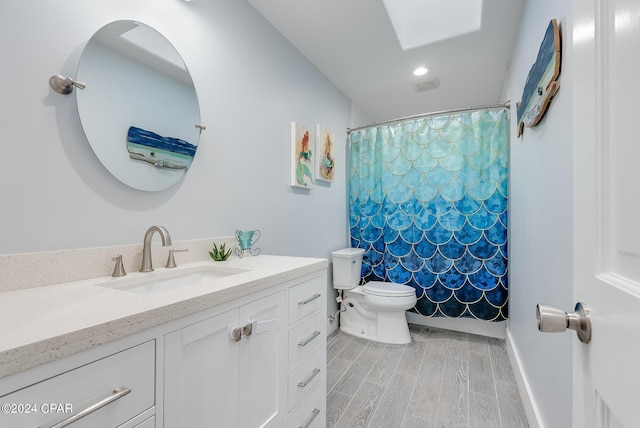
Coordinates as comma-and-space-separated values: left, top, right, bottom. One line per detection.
230, 327, 243, 342
229, 322, 254, 342
242, 322, 253, 337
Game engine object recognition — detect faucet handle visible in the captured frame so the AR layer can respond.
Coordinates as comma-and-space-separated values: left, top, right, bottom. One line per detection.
166, 248, 189, 268
111, 255, 126, 277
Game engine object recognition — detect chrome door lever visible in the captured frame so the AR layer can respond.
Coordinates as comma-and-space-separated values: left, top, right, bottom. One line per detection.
536, 302, 592, 343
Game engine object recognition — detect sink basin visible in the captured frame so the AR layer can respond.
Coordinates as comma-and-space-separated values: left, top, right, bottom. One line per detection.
96, 265, 248, 294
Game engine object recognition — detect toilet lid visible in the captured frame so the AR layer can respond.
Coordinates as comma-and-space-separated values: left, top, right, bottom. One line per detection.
363, 281, 416, 297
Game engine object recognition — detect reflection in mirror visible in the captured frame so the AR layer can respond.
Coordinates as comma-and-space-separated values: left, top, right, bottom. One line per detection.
76, 21, 201, 191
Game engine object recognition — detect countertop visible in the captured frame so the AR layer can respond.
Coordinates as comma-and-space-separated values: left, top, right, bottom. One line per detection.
0, 255, 327, 378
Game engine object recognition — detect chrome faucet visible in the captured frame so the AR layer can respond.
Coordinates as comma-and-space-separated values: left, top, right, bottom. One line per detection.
140, 225, 172, 272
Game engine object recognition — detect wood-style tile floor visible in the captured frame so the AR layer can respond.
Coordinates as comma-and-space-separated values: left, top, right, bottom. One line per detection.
326, 324, 529, 428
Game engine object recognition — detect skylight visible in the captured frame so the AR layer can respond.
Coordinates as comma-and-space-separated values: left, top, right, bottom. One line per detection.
382, 0, 483, 50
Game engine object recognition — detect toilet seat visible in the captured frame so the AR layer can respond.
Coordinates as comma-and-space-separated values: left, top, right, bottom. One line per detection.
363, 281, 416, 298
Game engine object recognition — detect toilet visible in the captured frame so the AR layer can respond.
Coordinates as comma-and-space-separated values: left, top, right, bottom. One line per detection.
332, 248, 417, 344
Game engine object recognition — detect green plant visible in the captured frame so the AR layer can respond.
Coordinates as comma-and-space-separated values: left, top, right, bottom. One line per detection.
209, 242, 232, 261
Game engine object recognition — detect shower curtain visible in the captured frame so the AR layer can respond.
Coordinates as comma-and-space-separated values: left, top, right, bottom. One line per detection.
349, 109, 509, 321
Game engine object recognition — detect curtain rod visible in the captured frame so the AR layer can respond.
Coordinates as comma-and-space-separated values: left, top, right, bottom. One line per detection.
347, 100, 511, 134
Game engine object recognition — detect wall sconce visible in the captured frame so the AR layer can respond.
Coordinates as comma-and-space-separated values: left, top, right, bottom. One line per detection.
49, 74, 86, 95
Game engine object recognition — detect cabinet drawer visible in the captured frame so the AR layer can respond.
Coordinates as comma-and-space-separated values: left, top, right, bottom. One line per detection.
130, 415, 155, 428
288, 349, 323, 411
0, 341, 155, 428
288, 277, 323, 325
288, 310, 324, 368
287, 385, 324, 428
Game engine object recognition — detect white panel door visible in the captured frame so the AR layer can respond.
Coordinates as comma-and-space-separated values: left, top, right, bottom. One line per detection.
237, 291, 286, 428
164, 310, 239, 428
573, 0, 640, 426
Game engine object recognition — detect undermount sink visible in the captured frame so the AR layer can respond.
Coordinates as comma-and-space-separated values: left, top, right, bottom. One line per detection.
96, 265, 248, 294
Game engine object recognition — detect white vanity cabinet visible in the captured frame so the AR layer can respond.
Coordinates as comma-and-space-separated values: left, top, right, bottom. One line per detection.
164, 291, 287, 428
0, 258, 327, 428
163, 273, 327, 428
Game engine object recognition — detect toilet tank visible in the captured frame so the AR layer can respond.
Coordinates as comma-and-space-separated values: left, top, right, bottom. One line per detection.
331, 248, 365, 290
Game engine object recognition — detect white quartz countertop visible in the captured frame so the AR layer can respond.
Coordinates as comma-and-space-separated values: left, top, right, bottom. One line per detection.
0, 255, 327, 378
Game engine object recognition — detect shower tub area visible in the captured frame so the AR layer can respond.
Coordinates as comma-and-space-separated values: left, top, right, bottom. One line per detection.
348, 106, 509, 336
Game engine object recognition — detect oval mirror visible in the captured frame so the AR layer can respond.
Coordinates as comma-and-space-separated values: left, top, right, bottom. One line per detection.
76, 20, 201, 191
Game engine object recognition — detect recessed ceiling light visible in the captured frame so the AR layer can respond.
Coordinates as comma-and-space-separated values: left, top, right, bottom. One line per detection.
413, 67, 429, 76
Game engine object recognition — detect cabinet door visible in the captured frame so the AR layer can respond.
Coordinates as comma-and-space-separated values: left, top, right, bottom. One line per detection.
238, 291, 286, 428
164, 310, 239, 428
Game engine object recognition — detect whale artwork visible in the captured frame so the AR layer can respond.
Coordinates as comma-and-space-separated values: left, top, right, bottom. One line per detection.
127, 126, 197, 169
517, 19, 561, 137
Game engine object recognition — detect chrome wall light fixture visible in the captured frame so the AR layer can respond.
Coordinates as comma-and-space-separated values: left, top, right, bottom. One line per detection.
49, 74, 86, 95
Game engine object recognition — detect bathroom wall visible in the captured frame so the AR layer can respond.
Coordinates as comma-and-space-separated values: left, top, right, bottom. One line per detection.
0, 3, 349, 268
349, 102, 373, 130
501, 0, 573, 426
320, 101, 374, 327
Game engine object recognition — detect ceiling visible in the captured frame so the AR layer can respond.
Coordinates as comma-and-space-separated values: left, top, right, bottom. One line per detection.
248, 0, 526, 124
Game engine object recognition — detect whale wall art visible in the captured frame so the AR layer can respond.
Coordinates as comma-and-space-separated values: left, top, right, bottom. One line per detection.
127, 126, 197, 169
516, 19, 561, 137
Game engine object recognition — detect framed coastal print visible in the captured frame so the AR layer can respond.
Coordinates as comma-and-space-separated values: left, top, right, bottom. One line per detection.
290, 122, 314, 188
315, 124, 335, 183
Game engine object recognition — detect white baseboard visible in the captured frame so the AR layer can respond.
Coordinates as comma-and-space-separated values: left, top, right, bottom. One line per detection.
406, 312, 506, 339
505, 327, 543, 428
327, 317, 338, 336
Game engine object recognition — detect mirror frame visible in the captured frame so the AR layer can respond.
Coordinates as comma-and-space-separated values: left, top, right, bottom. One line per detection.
76, 20, 202, 191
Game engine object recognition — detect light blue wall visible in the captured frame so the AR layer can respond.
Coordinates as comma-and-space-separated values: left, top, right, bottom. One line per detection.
501, 0, 573, 426
0, 0, 350, 259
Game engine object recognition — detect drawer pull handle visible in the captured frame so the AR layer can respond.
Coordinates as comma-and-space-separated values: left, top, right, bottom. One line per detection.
298, 294, 321, 305
298, 330, 321, 346
299, 408, 320, 428
42, 386, 131, 428
298, 368, 321, 387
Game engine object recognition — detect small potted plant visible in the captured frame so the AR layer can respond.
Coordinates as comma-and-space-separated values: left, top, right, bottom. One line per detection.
209, 242, 232, 261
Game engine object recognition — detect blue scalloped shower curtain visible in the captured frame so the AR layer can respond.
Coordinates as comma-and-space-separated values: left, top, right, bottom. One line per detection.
349, 109, 509, 321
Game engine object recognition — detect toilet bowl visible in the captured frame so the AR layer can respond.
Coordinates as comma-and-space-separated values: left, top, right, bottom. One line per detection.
332, 249, 417, 344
